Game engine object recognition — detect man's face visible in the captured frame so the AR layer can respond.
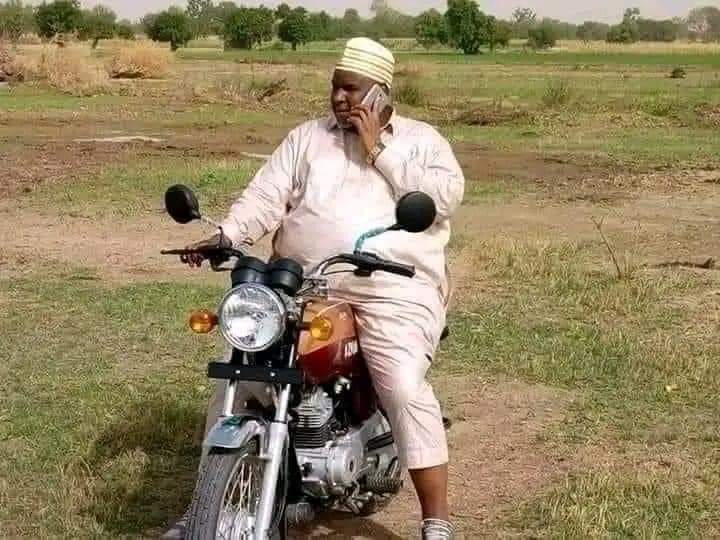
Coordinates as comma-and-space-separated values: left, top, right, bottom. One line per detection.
331, 69, 375, 127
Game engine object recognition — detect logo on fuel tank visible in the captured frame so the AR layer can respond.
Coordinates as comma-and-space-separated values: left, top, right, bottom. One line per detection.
343, 339, 359, 359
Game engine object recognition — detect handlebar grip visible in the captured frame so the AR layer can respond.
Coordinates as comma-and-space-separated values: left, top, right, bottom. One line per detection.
375, 260, 416, 278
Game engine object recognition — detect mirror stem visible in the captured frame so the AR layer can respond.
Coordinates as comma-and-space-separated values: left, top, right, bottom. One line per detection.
354, 227, 388, 253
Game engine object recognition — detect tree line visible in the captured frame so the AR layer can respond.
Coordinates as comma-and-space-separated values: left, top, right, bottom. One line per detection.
1, 0, 719, 53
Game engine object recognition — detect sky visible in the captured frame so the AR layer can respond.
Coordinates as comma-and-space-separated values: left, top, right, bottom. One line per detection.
79, 0, 720, 24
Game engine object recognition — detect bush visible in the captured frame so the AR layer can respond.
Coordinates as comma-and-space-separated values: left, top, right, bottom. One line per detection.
542, 79, 572, 107
670, 67, 686, 79
247, 76, 288, 101
528, 22, 557, 50
20, 46, 109, 95
106, 42, 171, 79
640, 96, 679, 117
394, 75, 424, 106
0, 43, 23, 81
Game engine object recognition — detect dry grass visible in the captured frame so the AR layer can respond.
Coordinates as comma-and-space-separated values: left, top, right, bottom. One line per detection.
106, 42, 172, 80
17, 46, 109, 95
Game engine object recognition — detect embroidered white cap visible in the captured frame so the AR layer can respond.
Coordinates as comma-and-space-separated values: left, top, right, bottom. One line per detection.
335, 37, 395, 89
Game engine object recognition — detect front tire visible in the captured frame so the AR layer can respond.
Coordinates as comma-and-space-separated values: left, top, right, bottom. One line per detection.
187, 440, 287, 540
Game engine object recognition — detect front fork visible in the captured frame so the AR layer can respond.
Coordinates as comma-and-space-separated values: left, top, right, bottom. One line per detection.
253, 344, 296, 540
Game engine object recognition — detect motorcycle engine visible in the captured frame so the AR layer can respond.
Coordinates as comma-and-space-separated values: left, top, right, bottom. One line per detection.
293, 388, 367, 498
293, 388, 334, 449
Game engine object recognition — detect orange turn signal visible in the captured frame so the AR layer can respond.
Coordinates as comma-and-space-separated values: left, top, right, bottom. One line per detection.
310, 316, 334, 341
189, 309, 218, 334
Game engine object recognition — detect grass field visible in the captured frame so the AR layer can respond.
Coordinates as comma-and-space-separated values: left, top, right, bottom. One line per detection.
1, 39, 719, 537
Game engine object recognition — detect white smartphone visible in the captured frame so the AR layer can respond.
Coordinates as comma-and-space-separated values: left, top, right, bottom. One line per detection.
361, 83, 392, 115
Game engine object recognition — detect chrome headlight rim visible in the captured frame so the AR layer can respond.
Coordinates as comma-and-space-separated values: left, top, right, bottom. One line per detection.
218, 283, 286, 352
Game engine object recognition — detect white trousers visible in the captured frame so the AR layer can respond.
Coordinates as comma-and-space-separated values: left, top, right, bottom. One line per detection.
205, 276, 449, 470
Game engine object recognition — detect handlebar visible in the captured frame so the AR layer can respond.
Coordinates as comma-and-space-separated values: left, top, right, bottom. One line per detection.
160, 246, 246, 271
317, 252, 416, 279
162, 247, 415, 279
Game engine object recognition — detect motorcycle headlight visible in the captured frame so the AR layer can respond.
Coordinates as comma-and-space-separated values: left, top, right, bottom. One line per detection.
218, 284, 286, 352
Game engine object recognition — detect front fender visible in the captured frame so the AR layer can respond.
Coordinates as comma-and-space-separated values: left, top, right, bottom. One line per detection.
204, 415, 268, 453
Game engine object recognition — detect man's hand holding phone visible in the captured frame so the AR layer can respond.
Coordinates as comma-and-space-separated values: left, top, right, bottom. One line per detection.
350, 84, 391, 161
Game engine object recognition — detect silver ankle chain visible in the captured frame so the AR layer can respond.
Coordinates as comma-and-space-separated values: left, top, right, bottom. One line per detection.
422, 518, 455, 540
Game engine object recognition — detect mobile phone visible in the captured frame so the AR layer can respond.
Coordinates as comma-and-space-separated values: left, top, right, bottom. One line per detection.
361, 84, 392, 115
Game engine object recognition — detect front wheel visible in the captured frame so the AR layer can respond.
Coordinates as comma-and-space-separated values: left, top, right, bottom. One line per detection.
187, 440, 287, 540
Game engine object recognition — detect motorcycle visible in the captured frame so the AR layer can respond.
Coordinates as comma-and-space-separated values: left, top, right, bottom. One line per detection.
162, 184, 440, 539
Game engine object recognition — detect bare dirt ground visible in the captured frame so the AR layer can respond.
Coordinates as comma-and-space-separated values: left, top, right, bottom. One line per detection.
292, 378, 570, 539
3, 119, 719, 538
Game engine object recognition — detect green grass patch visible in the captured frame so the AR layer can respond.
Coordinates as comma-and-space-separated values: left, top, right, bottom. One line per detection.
0, 85, 125, 112
30, 157, 262, 218
507, 471, 717, 538
440, 237, 720, 536
0, 273, 226, 536
178, 48, 720, 68
440, 238, 720, 430
444, 121, 720, 168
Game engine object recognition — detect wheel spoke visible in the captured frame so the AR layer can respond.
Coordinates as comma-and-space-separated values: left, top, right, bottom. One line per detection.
216, 454, 265, 540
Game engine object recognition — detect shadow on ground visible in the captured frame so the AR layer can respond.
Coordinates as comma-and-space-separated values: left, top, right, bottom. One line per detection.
84, 397, 205, 536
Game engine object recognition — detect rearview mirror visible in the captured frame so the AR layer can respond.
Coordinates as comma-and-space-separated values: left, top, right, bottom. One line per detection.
394, 192, 437, 233
165, 184, 201, 224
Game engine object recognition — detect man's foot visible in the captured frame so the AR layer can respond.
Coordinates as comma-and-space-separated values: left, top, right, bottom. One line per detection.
422, 518, 455, 540
161, 510, 189, 540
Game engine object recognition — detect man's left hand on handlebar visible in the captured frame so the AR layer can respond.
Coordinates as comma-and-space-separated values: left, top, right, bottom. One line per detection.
180, 233, 231, 268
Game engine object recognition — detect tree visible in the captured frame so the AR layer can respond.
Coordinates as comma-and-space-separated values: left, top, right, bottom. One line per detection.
115, 19, 135, 40
687, 6, 720, 42
673, 16, 689, 40
415, 8, 447, 48
341, 8, 362, 36
275, 3, 291, 20
187, 0, 213, 37
607, 7, 641, 43
209, 1, 236, 36
370, 8, 415, 39
444, 0, 489, 55
527, 20, 557, 49
637, 17, 678, 42
541, 18, 577, 40
35, 0, 81, 38
512, 7, 536, 24
223, 6, 273, 49
511, 7, 536, 38
308, 10, 334, 41
141, 12, 157, 35
370, 0, 389, 16
0, 0, 26, 42
278, 7, 310, 50
486, 17, 511, 50
147, 8, 193, 51
577, 20, 610, 41
78, 5, 116, 48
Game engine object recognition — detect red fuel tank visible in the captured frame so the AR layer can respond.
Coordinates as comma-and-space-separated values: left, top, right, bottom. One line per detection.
297, 300, 363, 385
